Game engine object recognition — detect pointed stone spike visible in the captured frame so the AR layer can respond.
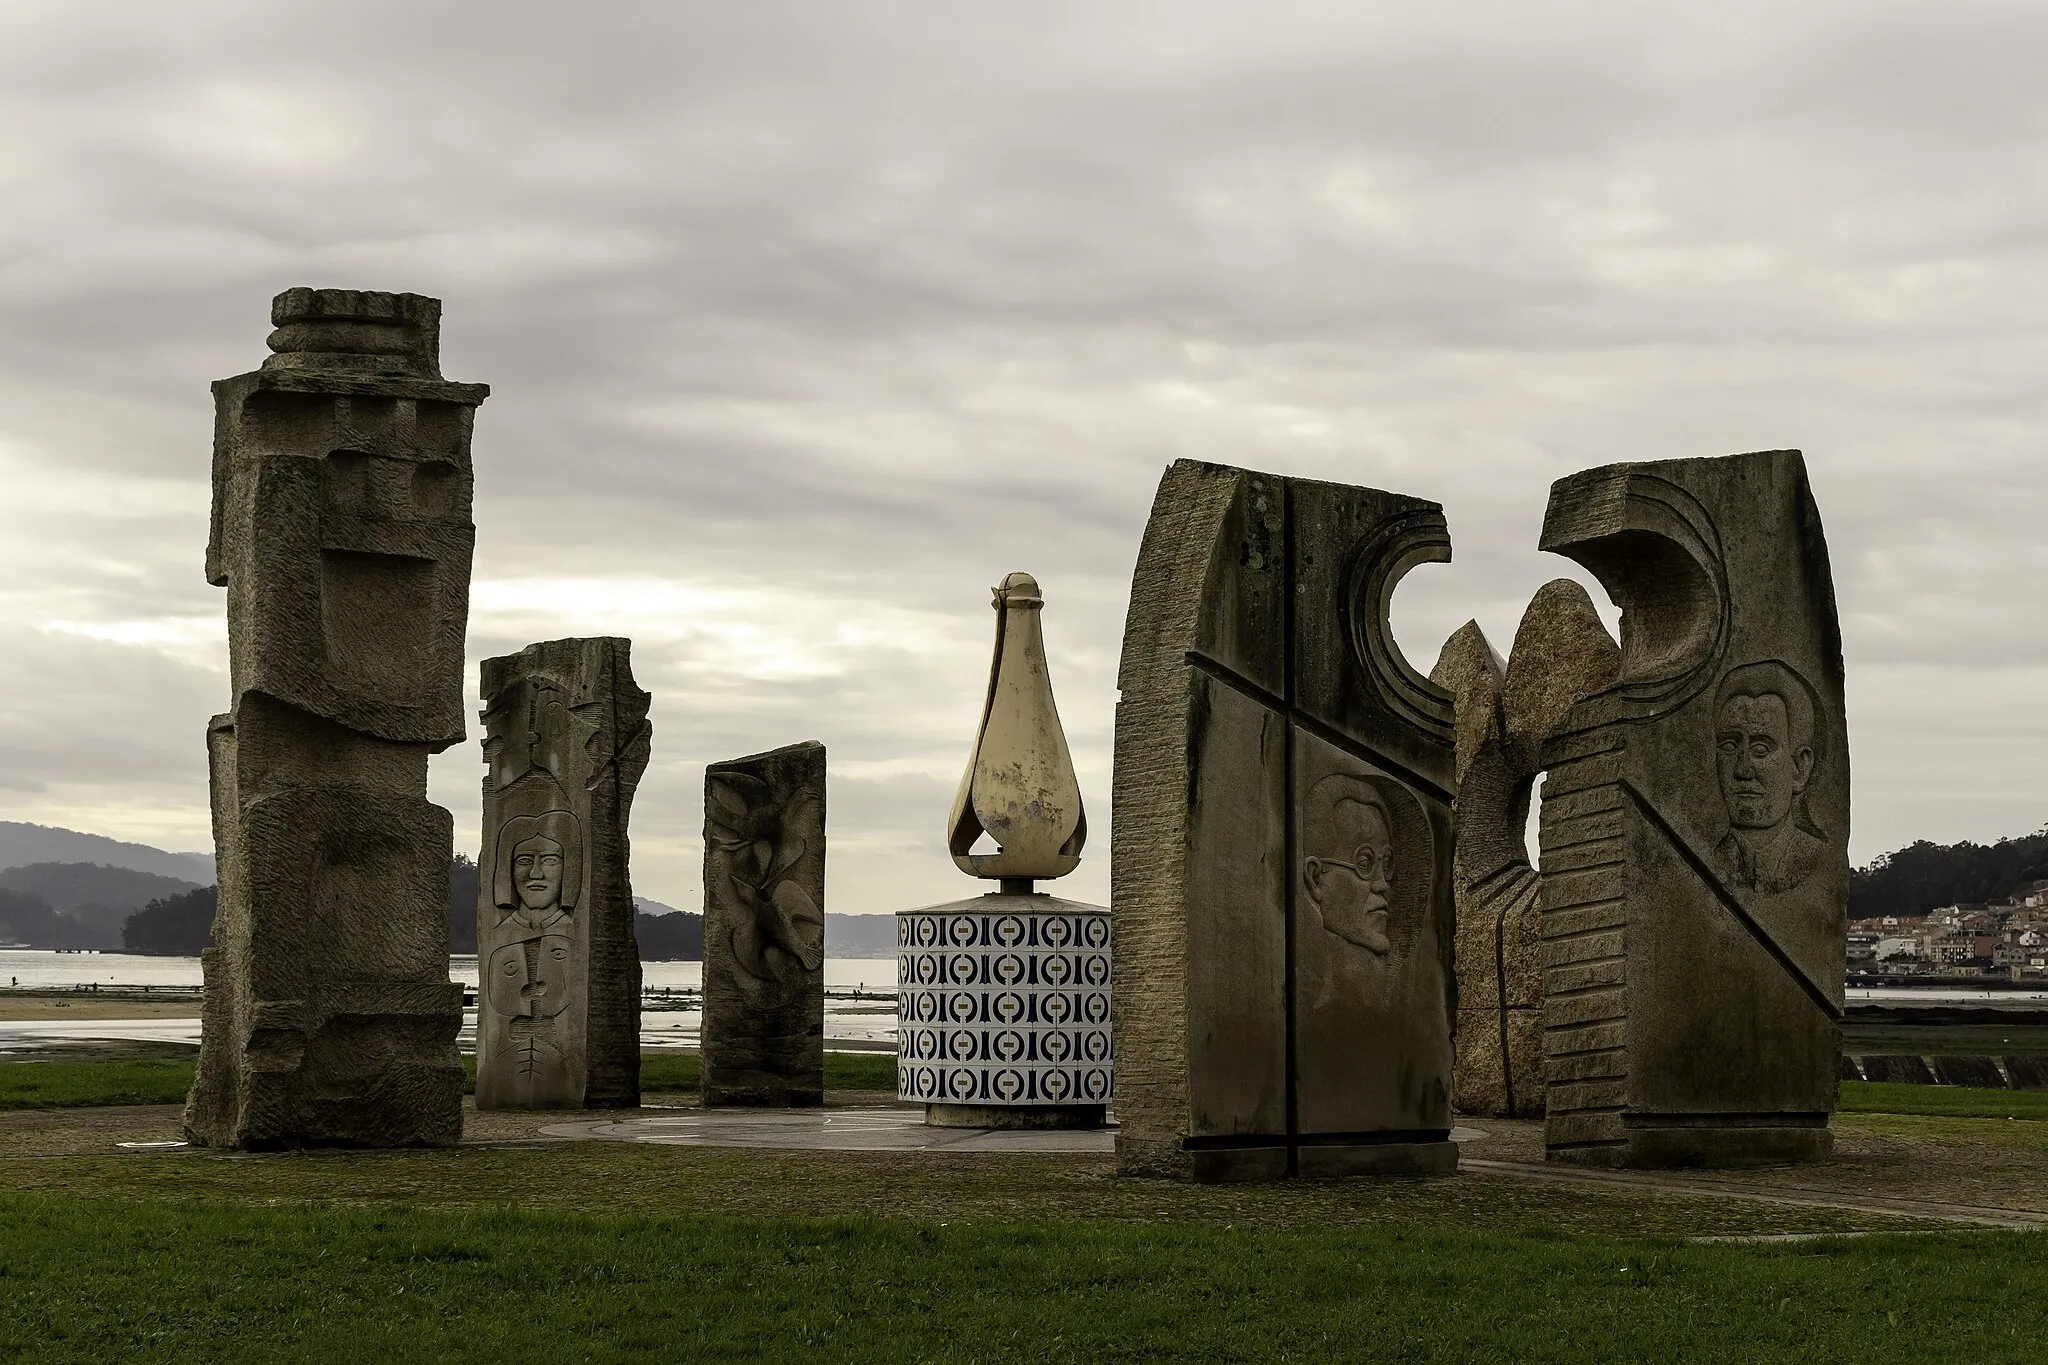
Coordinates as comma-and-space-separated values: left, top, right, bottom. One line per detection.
1430, 621, 1506, 787
1501, 579, 1619, 766
947, 571, 1085, 883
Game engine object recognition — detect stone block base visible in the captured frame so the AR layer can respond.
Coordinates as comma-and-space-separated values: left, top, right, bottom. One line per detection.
704, 1084, 825, 1108
1118, 1134, 1459, 1182
1296, 1139, 1460, 1178
925, 1103, 1105, 1130
1550, 1120, 1833, 1169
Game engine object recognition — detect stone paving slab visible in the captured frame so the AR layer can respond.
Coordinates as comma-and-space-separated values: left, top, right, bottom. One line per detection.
541, 1109, 1118, 1153
541, 1108, 1493, 1156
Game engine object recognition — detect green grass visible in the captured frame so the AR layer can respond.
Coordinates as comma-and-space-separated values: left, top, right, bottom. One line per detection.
1842, 1022, 2048, 1056
1840, 1080, 2048, 1121
1, 1051, 896, 1111
0, 1061, 195, 1111
0, 1194, 2041, 1363
4, 1141, 1903, 1239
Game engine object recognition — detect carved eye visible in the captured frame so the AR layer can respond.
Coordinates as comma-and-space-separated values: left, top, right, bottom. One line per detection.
1750, 739, 1775, 758
1718, 735, 1740, 753
500, 960, 520, 976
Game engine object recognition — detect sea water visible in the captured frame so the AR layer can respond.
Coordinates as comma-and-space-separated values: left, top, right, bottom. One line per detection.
0, 949, 903, 1052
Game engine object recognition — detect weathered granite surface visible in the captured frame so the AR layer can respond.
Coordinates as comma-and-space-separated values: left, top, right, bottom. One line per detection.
1112, 459, 1457, 1181
186, 288, 487, 1148
475, 638, 651, 1110
1435, 581, 1617, 1118
702, 741, 827, 1106
1536, 449, 1848, 1167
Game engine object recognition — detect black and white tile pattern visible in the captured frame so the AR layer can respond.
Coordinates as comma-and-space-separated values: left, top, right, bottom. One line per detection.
896, 899, 1112, 1106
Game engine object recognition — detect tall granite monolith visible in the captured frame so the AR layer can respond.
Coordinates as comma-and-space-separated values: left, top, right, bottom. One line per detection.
701, 741, 827, 1106
475, 638, 651, 1109
1536, 449, 1848, 1167
1113, 459, 1458, 1181
1433, 581, 1617, 1118
185, 288, 486, 1148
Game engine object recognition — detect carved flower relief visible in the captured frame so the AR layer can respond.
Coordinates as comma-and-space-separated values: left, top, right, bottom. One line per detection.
707, 773, 824, 985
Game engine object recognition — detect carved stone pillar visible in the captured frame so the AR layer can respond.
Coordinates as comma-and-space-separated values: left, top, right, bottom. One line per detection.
1536, 450, 1848, 1167
701, 741, 828, 1106
475, 637, 651, 1110
1112, 459, 1458, 1180
1433, 582, 1617, 1119
186, 288, 485, 1148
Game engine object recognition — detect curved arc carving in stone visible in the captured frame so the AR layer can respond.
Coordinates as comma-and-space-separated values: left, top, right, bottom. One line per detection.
1340, 505, 1456, 743
1540, 470, 1729, 729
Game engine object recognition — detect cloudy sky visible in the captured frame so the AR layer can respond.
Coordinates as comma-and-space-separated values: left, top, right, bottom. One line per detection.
2, 0, 2044, 914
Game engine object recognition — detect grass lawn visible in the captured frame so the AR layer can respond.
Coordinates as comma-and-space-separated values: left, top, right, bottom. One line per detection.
0, 1195, 2042, 1364
1842, 1021, 2048, 1056
0, 1050, 897, 1111
1839, 1080, 2048, 1121
6, 1056, 2046, 1361
0, 1060, 194, 1111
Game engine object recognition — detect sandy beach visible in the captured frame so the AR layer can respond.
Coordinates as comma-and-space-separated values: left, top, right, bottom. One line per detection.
0, 1000, 201, 1022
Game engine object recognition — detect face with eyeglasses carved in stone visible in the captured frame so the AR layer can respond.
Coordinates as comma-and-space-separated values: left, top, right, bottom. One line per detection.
1304, 786, 1394, 956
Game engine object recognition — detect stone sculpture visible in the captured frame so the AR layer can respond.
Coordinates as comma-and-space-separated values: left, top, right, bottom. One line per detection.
897, 573, 1112, 1127
185, 288, 485, 1148
1432, 581, 1618, 1118
475, 637, 651, 1110
1112, 459, 1457, 1180
1535, 449, 1848, 1167
701, 741, 827, 1106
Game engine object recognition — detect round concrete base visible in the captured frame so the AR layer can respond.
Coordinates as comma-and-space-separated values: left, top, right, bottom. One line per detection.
925, 1102, 1107, 1130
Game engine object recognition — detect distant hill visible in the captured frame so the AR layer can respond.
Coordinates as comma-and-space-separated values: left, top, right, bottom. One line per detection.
442, 858, 704, 960
0, 822, 213, 883
0, 862, 203, 949
636, 910, 703, 962
1851, 828, 2048, 918
124, 886, 218, 956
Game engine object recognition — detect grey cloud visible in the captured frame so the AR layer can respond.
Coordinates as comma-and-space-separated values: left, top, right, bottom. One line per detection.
3, 0, 2047, 886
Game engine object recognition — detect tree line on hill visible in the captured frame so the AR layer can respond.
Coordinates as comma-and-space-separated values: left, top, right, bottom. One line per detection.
52, 822, 2048, 955
113, 857, 708, 959
1848, 827, 2048, 918
0, 856, 705, 959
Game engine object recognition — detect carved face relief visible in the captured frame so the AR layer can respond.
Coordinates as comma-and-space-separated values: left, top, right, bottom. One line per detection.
1717, 693, 1809, 831
1711, 660, 1826, 895
511, 835, 565, 913
491, 809, 581, 917
1304, 780, 1395, 956
485, 935, 573, 1019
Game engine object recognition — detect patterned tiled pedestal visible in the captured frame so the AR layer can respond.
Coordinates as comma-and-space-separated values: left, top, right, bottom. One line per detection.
897, 892, 1112, 1128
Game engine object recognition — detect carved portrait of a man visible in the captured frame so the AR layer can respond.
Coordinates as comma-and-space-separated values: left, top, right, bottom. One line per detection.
491, 809, 582, 934
1712, 660, 1826, 895
1302, 771, 1397, 956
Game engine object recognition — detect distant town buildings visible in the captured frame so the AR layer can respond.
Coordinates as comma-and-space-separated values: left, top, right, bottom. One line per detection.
1848, 881, 2048, 981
